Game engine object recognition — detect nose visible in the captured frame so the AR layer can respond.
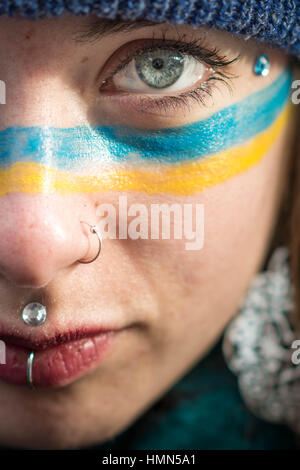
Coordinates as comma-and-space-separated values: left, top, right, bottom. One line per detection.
0, 193, 94, 288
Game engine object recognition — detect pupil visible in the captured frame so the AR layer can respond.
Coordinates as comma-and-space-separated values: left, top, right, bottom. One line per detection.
152, 58, 164, 70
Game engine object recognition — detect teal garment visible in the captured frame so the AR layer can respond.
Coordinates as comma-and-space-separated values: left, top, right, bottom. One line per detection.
89, 335, 297, 450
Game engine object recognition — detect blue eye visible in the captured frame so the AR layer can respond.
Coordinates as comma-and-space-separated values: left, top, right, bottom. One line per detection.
112, 48, 211, 94
99, 35, 238, 114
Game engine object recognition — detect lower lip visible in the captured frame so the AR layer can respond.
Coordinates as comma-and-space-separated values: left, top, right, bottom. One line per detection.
0, 331, 118, 388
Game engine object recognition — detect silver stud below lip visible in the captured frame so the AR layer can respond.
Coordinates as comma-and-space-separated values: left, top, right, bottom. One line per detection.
22, 302, 47, 327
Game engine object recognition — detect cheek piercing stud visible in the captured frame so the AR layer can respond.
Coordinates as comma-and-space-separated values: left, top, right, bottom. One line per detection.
254, 54, 270, 76
26, 351, 35, 389
22, 302, 47, 327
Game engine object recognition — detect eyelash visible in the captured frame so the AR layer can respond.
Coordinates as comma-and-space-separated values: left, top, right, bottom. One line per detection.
99, 31, 239, 114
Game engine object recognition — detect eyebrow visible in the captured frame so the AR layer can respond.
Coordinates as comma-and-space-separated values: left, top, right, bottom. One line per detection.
74, 17, 166, 43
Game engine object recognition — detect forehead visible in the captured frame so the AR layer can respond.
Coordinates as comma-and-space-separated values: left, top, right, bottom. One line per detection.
0, 15, 162, 43
0, 15, 253, 52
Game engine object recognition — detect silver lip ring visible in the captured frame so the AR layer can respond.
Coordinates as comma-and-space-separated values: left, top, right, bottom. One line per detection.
27, 351, 35, 389
79, 222, 102, 264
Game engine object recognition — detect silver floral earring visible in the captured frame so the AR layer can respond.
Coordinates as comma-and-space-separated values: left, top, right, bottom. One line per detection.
222, 246, 300, 435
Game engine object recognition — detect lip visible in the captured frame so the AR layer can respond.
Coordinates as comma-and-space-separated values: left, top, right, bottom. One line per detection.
0, 328, 122, 388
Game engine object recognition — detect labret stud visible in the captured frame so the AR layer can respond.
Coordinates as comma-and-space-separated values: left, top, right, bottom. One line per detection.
254, 54, 270, 77
22, 302, 47, 327
21, 303, 46, 390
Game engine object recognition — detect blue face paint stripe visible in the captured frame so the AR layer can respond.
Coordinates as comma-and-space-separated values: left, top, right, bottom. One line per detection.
0, 68, 291, 168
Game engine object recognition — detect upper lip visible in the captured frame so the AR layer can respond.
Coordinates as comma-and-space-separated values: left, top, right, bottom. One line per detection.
0, 327, 118, 351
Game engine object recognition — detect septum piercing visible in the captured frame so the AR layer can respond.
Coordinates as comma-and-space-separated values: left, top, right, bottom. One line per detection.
26, 351, 35, 389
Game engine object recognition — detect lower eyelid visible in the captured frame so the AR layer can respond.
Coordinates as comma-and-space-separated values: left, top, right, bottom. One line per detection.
99, 60, 234, 121
98, 74, 228, 122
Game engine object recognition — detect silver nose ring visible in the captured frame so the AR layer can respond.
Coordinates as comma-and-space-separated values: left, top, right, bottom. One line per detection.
21, 222, 101, 327
79, 222, 102, 264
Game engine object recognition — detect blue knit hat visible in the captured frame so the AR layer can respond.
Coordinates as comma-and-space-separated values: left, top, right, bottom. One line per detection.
0, 1, 299, 59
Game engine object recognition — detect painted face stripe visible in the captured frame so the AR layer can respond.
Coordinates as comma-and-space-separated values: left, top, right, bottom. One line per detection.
0, 102, 291, 196
0, 68, 292, 168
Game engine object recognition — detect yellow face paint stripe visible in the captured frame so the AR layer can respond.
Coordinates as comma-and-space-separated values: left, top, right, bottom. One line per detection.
0, 104, 291, 196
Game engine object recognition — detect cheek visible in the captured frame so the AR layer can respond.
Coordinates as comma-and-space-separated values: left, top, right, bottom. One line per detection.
141, 122, 290, 370
156, 122, 288, 317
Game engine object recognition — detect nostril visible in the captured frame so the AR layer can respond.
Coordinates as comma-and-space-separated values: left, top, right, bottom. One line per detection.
0, 266, 53, 289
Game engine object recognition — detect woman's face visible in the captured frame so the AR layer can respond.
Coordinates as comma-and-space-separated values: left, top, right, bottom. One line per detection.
0, 14, 295, 448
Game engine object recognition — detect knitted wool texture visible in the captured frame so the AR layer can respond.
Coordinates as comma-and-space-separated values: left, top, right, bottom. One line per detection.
0, 1, 299, 59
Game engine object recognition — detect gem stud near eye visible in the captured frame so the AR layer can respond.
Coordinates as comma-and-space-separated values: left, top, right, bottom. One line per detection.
254, 54, 270, 77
